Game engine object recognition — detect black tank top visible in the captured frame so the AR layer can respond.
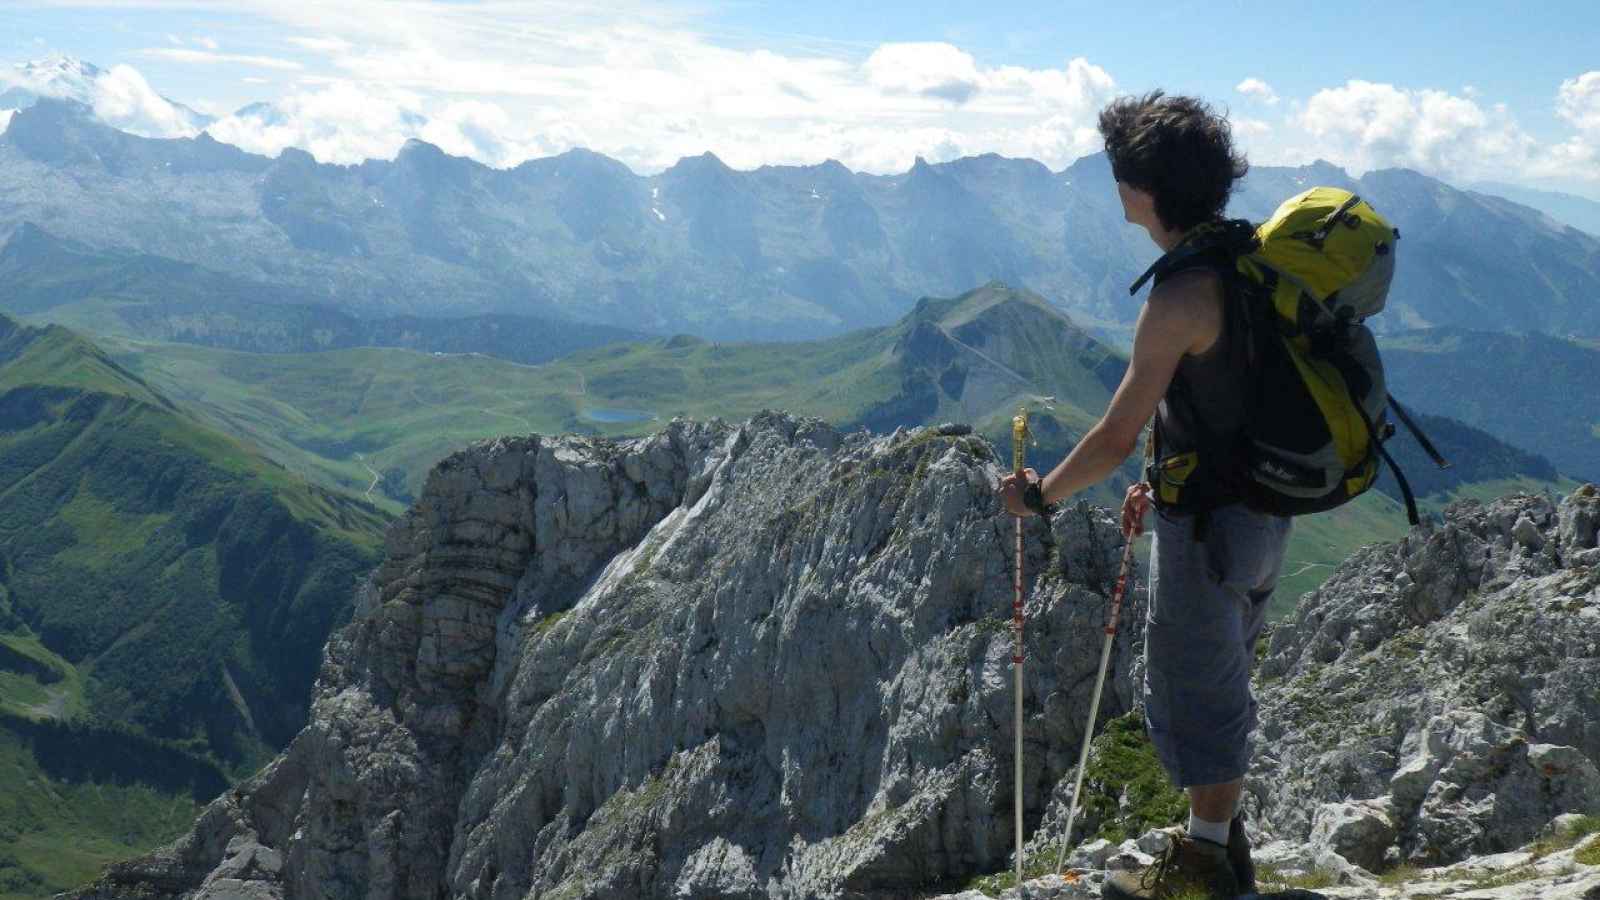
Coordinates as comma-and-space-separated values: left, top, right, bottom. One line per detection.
1152, 263, 1249, 496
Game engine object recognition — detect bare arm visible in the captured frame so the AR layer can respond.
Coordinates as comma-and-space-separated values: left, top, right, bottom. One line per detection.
998, 270, 1219, 515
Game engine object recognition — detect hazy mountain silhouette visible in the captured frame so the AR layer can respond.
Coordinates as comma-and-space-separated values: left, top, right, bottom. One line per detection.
4, 98, 1597, 342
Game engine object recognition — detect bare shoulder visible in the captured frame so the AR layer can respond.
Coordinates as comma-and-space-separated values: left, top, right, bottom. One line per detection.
1142, 267, 1224, 356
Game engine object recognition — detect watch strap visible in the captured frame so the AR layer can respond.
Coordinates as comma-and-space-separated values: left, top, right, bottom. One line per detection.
1022, 481, 1054, 516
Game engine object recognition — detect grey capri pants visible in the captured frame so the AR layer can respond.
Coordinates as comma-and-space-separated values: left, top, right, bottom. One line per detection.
1142, 502, 1292, 788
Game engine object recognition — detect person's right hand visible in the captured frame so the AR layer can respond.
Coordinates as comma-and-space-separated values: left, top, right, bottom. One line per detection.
997, 468, 1040, 518
1121, 482, 1152, 538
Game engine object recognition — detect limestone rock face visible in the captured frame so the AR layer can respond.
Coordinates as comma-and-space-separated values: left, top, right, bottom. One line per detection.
1251, 490, 1600, 867
918, 488, 1600, 900
83, 413, 1144, 900
79, 411, 1600, 899
1307, 801, 1396, 873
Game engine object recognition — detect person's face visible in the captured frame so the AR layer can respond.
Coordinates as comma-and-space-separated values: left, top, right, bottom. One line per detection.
1116, 179, 1154, 227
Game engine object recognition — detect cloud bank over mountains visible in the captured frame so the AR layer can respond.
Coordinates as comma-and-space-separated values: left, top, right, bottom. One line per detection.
1276, 77, 1600, 189
0, 53, 210, 137
2, 3, 1597, 200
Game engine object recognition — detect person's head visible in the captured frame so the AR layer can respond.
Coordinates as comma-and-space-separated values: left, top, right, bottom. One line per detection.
1098, 91, 1248, 245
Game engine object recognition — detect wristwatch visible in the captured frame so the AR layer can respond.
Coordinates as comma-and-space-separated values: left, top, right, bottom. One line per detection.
1022, 481, 1055, 516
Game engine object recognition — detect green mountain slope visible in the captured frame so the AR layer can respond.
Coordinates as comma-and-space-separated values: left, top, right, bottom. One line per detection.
105, 283, 1569, 623
1384, 328, 1600, 482
0, 311, 385, 896
110, 282, 1133, 509
0, 713, 227, 900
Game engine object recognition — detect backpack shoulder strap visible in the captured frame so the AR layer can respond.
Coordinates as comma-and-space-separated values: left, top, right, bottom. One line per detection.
1127, 219, 1256, 297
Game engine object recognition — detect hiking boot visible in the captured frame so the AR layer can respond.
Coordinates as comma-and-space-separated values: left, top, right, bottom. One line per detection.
1229, 812, 1256, 895
1102, 829, 1240, 900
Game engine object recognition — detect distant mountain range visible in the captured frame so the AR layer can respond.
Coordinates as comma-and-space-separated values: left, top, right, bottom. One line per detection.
0, 224, 653, 362
2, 97, 1597, 343
1466, 181, 1600, 237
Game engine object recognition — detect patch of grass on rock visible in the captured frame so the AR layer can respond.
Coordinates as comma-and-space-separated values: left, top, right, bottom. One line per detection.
1257, 865, 1339, 891
1377, 862, 1423, 885
961, 856, 1060, 898
1575, 835, 1600, 867
1080, 712, 1188, 843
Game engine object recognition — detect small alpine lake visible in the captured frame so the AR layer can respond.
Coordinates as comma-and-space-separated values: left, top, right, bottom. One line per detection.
581, 407, 657, 424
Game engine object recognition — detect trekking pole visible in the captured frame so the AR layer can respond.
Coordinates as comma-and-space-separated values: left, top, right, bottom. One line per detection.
1055, 426, 1154, 873
1011, 409, 1028, 886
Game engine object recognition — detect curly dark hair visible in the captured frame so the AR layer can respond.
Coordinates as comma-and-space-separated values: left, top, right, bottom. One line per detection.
1098, 91, 1248, 232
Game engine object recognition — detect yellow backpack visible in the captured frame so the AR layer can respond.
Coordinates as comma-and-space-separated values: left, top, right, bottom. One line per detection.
1131, 187, 1448, 524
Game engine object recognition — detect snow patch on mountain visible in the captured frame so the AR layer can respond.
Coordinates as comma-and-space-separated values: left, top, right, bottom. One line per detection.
0, 53, 208, 137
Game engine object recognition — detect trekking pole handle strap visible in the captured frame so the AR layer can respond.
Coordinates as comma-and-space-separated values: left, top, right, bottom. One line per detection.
1024, 483, 1055, 517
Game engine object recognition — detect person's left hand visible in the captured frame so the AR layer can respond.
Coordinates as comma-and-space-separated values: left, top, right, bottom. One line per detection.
998, 468, 1040, 517
1121, 482, 1153, 538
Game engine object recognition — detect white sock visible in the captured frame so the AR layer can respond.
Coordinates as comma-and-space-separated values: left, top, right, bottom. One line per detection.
1187, 811, 1231, 847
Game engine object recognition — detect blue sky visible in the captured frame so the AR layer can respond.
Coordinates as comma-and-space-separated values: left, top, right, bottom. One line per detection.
3, 1, 1598, 197
707, 2, 1593, 115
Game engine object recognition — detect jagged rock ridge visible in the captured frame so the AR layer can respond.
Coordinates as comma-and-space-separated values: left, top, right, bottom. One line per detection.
85, 413, 1146, 900
1248, 488, 1600, 869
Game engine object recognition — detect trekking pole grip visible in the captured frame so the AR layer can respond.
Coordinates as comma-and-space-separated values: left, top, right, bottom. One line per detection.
1012, 410, 1027, 476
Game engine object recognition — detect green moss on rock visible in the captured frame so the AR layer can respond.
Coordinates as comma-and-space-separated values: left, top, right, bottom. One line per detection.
1081, 711, 1188, 843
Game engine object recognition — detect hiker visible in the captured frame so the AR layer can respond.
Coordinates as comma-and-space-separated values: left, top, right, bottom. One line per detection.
999, 91, 1281, 900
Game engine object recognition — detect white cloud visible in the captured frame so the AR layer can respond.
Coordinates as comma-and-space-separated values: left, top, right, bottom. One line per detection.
89, 0, 1111, 172
1213, 76, 1598, 194
0, 109, 13, 132
287, 36, 353, 55
1291, 80, 1540, 180
167, 1, 1117, 173
1231, 115, 1272, 142
858, 42, 1115, 117
420, 99, 543, 165
1237, 77, 1279, 106
12, 2, 1594, 196
1557, 71, 1600, 131
203, 82, 564, 167
207, 82, 428, 163
864, 42, 983, 104
138, 47, 302, 70
2, 54, 205, 137
1297, 81, 1482, 170
90, 64, 201, 137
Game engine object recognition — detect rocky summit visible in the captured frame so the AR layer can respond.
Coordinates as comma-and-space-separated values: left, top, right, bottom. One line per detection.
1250, 488, 1600, 870
80, 412, 1149, 900
929, 487, 1600, 900
78, 414, 1600, 900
